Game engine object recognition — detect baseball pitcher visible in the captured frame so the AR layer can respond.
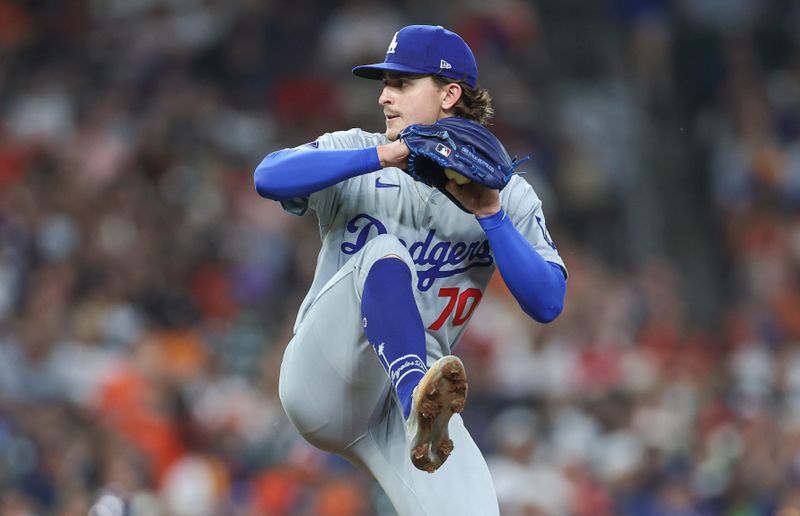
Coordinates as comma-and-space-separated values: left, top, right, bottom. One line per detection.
254, 25, 567, 515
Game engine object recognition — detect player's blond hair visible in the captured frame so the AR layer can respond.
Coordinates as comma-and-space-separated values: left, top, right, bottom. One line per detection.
433, 76, 494, 125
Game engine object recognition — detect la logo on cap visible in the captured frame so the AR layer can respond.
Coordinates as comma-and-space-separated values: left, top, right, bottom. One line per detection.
387, 32, 398, 54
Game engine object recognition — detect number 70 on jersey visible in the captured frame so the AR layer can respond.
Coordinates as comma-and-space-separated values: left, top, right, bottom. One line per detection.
428, 287, 483, 330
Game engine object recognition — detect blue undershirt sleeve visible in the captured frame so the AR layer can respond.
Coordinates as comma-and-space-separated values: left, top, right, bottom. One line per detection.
254, 147, 382, 201
477, 208, 566, 323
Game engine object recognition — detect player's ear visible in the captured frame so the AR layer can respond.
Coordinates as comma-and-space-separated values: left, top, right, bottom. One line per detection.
440, 82, 462, 111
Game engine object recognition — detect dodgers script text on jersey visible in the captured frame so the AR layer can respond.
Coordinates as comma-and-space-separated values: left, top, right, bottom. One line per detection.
341, 213, 493, 292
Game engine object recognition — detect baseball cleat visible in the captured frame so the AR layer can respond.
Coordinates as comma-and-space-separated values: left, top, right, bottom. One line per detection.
407, 355, 468, 473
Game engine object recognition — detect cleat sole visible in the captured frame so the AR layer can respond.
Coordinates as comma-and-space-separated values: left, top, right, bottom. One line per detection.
406, 356, 468, 473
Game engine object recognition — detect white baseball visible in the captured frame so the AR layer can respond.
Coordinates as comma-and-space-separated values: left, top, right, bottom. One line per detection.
444, 168, 471, 185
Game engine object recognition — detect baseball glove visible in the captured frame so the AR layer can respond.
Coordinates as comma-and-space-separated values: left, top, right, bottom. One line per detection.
399, 117, 529, 212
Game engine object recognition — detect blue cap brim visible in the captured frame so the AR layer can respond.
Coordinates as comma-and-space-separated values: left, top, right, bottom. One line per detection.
352, 62, 432, 80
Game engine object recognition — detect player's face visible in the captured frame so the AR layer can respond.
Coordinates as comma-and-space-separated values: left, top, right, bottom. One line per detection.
379, 73, 448, 141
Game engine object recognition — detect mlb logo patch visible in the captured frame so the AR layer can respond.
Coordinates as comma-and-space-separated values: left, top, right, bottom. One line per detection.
435, 143, 452, 157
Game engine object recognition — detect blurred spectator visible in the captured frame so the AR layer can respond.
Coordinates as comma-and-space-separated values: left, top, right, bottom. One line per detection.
486, 406, 574, 515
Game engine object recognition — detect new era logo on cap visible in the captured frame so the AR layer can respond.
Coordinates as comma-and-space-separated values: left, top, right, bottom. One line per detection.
352, 25, 478, 88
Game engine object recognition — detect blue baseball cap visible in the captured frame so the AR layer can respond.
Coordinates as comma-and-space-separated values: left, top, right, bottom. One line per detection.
352, 25, 478, 88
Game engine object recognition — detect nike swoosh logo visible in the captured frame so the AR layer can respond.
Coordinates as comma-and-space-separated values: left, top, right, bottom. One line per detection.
375, 177, 400, 189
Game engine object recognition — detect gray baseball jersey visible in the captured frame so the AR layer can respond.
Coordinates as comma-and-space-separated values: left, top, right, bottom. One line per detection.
284, 128, 565, 349
276, 128, 565, 515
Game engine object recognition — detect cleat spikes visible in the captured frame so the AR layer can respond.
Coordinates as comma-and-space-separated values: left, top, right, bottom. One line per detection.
406, 356, 468, 473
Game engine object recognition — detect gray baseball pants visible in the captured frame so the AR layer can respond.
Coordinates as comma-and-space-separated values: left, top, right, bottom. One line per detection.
278, 234, 499, 515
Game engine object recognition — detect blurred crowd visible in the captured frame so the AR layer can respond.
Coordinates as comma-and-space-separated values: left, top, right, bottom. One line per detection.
2, 0, 800, 514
